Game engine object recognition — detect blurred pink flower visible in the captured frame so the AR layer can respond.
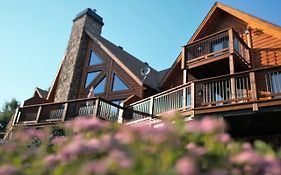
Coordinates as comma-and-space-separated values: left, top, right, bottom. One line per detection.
114, 127, 134, 144
242, 142, 252, 151
52, 136, 68, 146
175, 156, 197, 175
216, 133, 231, 143
186, 117, 225, 133
162, 110, 177, 118
186, 143, 206, 156
0, 165, 18, 175
108, 149, 133, 169
264, 156, 281, 175
231, 150, 264, 165
67, 117, 106, 132
82, 161, 107, 175
44, 154, 60, 168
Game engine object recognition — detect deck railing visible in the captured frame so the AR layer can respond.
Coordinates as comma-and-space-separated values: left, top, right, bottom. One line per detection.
185, 28, 250, 66
130, 84, 192, 116
12, 97, 151, 126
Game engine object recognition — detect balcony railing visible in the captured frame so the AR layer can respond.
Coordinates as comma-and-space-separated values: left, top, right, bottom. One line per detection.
130, 66, 281, 116
12, 97, 151, 126
184, 28, 251, 67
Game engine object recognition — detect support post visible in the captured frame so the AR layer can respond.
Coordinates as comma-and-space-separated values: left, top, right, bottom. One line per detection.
181, 46, 186, 69
35, 106, 42, 123
228, 28, 234, 54
61, 103, 69, 121
249, 72, 258, 111
149, 97, 154, 116
12, 108, 19, 126
190, 82, 195, 118
93, 98, 100, 117
229, 55, 236, 102
183, 69, 188, 109
117, 102, 124, 124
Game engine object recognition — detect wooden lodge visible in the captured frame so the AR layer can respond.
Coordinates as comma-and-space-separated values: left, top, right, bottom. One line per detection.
5, 2, 281, 138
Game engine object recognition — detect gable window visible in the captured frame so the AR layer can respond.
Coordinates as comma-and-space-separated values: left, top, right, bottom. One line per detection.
211, 38, 229, 53
85, 71, 101, 88
89, 50, 103, 66
112, 73, 129, 92
94, 76, 107, 94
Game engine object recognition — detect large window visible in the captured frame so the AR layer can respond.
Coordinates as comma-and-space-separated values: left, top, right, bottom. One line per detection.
112, 73, 129, 92
211, 39, 229, 53
94, 76, 107, 94
89, 50, 103, 66
85, 71, 101, 88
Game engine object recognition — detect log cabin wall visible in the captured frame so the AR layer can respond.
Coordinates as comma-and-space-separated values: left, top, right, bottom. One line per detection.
188, 9, 281, 97
161, 62, 183, 91
79, 38, 142, 102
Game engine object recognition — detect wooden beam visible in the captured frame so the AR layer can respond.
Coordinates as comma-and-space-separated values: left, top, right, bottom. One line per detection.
61, 103, 69, 121
249, 72, 258, 111
35, 106, 42, 124
181, 46, 186, 69
229, 55, 236, 102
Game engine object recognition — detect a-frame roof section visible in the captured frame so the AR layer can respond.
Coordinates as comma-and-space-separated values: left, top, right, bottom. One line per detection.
188, 2, 281, 44
85, 29, 160, 90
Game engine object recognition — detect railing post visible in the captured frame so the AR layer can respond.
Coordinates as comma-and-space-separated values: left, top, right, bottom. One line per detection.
190, 82, 195, 117
228, 28, 234, 54
117, 102, 124, 124
183, 86, 187, 109
61, 102, 69, 121
182, 46, 186, 69
93, 98, 100, 117
149, 97, 154, 116
35, 106, 42, 124
12, 108, 19, 126
249, 72, 258, 111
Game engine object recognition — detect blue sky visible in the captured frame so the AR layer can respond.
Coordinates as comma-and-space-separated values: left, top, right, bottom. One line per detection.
0, 0, 280, 107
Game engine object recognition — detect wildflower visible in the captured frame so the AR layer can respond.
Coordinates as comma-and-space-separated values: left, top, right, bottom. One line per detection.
216, 133, 231, 143
82, 161, 107, 175
66, 117, 106, 132
230, 150, 264, 165
0, 165, 19, 175
175, 156, 197, 175
186, 143, 206, 156
114, 127, 134, 144
108, 149, 133, 169
44, 154, 60, 168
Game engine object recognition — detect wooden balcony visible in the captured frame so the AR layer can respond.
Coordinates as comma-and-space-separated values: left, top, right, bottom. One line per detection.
130, 66, 281, 117
183, 29, 251, 78
11, 97, 151, 127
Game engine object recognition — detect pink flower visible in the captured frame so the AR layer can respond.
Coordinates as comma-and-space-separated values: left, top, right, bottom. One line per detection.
216, 133, 231, 143
264, 156, 281, 175
114, 127, 134, 144
44, 154, 60, 168
82, 161, 107, 175
0, 165, 18, 175
186, 117, 225, 133
175, 156, 197, 175
242, 142, 252, 151
186, 143, 206, 156
52, 136, 68, 146
108, 149, 133, 169
66, 117, 106, 132
231, 150, 264, 165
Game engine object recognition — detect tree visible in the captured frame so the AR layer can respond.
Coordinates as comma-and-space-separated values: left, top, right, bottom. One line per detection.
0, 98, 20, 132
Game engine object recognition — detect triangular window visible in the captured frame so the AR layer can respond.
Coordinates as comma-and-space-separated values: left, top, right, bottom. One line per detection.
89, 50, 103, 66
85, 71, 101, 88
112, 73, 129, 92
94, 76, 107, 94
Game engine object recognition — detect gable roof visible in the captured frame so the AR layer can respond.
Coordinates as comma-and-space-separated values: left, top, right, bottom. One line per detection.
189, 2, 281, 44
85, 30, 161, 90
34, 87, 48, 99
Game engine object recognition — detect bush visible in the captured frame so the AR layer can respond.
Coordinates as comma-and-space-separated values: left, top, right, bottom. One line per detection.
1, 114, 281, 175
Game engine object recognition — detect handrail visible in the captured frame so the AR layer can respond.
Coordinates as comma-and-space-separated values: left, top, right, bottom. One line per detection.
130, 82, 191, 106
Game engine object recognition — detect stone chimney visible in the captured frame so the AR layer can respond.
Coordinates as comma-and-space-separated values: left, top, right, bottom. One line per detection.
53, 9, 104, 102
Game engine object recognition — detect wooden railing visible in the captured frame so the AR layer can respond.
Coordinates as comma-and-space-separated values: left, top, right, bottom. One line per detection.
130, 66, 281, 116
185, 28, 250, 66
12, 97, 151, 126
130, 83, 192, 116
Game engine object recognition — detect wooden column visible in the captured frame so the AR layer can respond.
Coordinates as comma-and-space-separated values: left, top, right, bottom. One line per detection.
181, 46, 186, 69
12, 108, 19, 126
190, 82, 195, 118
250, 72, 258, 111
35, 106, 42, 123
183, 70, 188, 109
61, 103, 69, 121
117, 102, 124, 124
149, 97, 154, 115
229, 29, 236, 102
93, 98, 100, 117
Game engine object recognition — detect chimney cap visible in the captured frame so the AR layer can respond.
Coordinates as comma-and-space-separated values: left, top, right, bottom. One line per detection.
73, 8, 104, 26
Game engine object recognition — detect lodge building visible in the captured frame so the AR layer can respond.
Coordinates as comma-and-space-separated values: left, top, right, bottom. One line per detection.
6, 2, 281, 138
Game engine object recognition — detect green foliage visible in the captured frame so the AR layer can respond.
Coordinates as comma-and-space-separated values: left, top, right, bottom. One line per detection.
0, 98, 20, 132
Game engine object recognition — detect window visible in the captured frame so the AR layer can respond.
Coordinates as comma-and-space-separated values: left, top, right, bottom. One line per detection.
89, 50, 103, 66
112, 73, 129, 91
211, 39, 229, 52
85, 71, 101, 88
268, 71, 281, 93
94, 76, 107, 94
111, 100, 123, 106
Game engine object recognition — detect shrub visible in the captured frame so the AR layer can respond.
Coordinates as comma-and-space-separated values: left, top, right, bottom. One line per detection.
0, 115, 281, 175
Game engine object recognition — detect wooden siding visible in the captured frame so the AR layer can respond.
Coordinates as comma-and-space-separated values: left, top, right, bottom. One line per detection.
79, 38, 142, 101
161, 62, 183, 91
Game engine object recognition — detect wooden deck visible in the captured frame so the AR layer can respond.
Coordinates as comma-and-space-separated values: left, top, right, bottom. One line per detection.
130, 65, 281, 118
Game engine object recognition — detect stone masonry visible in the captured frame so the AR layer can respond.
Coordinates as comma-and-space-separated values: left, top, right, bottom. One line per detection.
54, 9, 104, 102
